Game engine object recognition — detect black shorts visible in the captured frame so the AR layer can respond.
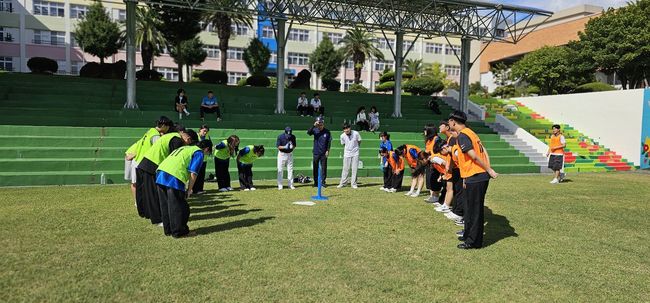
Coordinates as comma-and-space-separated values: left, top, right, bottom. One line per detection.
425, 166, 443, 191
411, 164, 427, 177
548, 154, 564, 171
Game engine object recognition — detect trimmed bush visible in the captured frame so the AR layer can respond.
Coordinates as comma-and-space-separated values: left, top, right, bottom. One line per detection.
237, 78, 247, 86
79, 60, 126, 79
379, 71, 414, 82
27, 57, 58, 74
288, 69, 311, 89
198, 70, 228, 84
347, 83, 368, 93
136, 69, 163, 81
376, 81, 395, 92
322, 78, 341, 91
573, 82, 615, 93
246, 74, 271, 87
403, 77, 444, 96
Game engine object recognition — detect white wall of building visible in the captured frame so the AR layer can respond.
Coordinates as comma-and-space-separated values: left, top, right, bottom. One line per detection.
514, 89, 645, 166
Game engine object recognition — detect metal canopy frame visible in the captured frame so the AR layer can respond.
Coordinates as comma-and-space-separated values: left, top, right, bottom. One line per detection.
124, 0, 552, 117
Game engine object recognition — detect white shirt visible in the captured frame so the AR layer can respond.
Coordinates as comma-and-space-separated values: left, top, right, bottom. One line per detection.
340, 130, 362, 157
311, 98, 321, 108
356, 112, 367, 123
297, 97, 308, 106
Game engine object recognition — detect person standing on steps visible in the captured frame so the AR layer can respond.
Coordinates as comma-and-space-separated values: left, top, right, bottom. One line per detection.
307, 117, 331, 187
338, 123, 362, 189
277, 126, 297, 190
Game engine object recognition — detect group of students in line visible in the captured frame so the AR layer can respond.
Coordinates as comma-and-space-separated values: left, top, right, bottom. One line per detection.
376, 110, 498, 249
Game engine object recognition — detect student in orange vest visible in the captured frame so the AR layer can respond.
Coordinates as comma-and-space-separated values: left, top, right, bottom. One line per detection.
396, 144, 425, 197
428, 140, 455, 214
424, 124, 444, 203
448, 111, 498, 249
545, 124, 566, 184
386, 148, 405, 192
444, 129, 465, 227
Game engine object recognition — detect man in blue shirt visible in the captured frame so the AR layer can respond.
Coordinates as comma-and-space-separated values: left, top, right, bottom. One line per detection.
277, 126, 297, 190
307, 117, 332, 186
200, 90, 222, 122
155, 131, 211, 238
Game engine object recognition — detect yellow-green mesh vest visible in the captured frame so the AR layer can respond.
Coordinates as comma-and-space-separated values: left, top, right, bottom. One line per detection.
143, 133, 181, 165
125, 140, 139, 156
157, 145, 201, 185
200, 134, 212, 162
214, 139, 232, 160
239, 145, 259, 164
134, 128, 160, 162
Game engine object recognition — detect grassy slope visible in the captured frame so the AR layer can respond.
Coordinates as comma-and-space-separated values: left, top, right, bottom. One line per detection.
1, 173, 649, 302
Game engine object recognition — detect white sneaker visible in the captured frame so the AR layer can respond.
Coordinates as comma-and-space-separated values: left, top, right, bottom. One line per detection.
410, 191, 420, 197
446, 212, 462, 220
278, 185, 283, 190
250, 187, 256, 191
185, 112, 190, 116
389, 188, 397, 193
379, 187, 386, 191
337, 184, 344, 189
435, 205, 451, 213
424, 196, 439, 203
432, 202, 442, 207
226, 187, 233, 191
289, 185, 296, 190
243, 188, 250, 191
404, 191, 414, 196
157, 223, 163, 227
218, 188, 229, 192
454, 219, 465, 227
559, 172, 566, 182
550, 178, 559, 184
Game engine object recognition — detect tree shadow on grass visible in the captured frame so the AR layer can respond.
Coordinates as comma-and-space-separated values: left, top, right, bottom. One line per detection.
189, 208, 263, 222
194, 216, 276, 235
483, 206, 518, 248
190, 204, 246, 214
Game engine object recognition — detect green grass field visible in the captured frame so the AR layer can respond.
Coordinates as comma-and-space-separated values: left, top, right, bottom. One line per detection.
1, 173, 649, 302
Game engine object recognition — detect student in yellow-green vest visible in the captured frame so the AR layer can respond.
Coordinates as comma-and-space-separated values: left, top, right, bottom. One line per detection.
156, 131, 210, 238
137, 124, 192, 226
192, 124, 212, 194
214, 135, 240, 192
124, 140, 140, 207
134, 116, 173, 219
237, 145, 265, 191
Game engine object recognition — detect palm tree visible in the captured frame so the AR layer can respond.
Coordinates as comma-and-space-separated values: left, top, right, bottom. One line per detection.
339, 28, 384, 84
204, 0, 252, 73
405, 58, 424, 78
133, 6, 165, 71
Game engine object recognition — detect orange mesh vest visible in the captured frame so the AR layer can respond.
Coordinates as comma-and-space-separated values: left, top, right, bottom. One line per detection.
404, 144, 421, 168
457, 128, 488, 178
549, 135, 565, 154
388, 151, 404, 173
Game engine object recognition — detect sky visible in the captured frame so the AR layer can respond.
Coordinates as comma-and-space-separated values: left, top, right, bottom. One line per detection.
494, 0, 628, 12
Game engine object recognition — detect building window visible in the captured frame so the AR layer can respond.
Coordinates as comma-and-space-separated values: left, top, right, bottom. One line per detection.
70, 61, 82, 75
33, 30, 65, 46
377, 38, 395, 50
56, 60, 66, 74
288, 52, 308, 65
288, 29, 309, 42
156, 67, 178, 81
425, 42, 443, 54
323, 32, 343, 44
33, 0, 64, 17
1, 0, 14, 13
231, 23, 249, 36
345, 59, 354, 69
70, 33, 78, 48
0, 56, 13, 71
445, 44, 461, 55
227, 47, 244, 60
374, 60, 394, 71
113, 9, 126, 22
204, 45, 219, 58
70, 4, 88, 18
403, 40, 416, 51
444, 65, 461, 77
261, 26, 274, 38
228, 72, 247, 84
0, 27, 15, 42
344, 79, 355, 91
269, 52, 277, 64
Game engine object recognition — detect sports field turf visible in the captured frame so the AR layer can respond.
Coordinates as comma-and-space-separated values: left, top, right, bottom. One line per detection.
1, 173, 649, 302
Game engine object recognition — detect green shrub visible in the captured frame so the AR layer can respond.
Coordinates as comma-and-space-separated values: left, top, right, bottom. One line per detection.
288, 69, 311, 89
322, 78, 341, 91
347, 83, 368, 93
27, 57, 58, 74
376, 81, 395, 92
491, 85, 516, 98
246, 74, 271, 87
198, 70, 228, 84
573, 82, 615, 93
379, 71, 414, 82
237, 78, 247, 86
79, 60, 126, 79
136, 69, 163, 81
403, 77, 444, 96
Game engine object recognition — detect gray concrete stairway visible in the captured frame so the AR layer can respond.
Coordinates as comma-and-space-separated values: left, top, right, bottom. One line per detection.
487, 122, 552, 173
